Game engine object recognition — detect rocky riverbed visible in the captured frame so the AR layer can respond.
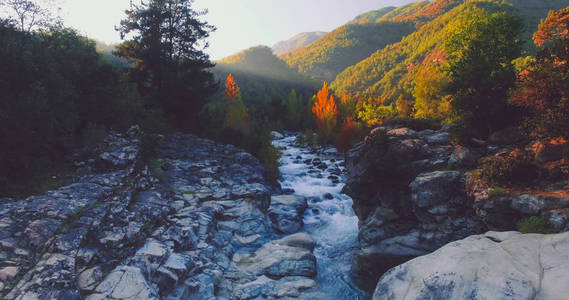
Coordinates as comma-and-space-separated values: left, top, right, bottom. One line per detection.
0, 128, 364, 299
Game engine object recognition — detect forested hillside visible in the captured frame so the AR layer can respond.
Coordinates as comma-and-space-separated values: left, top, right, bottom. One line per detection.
213, 46, 318, 105
272, 31, 327, 56
331, 0, 569, 108
282, 0, 463, 82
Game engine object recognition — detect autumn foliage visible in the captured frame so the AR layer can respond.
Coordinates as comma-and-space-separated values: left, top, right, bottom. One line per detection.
336, 117, 365, 153
511, 8, 569, 140
533, 8, 569, 46
312, 82, 339, 141
223, 74, 250, 134
224, 73, 240, 100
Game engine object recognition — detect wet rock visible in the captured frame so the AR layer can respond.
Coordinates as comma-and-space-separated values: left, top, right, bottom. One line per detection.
234, 233, 317, 278
373, 231, 569, 300
268, 195, 308, 234
271, 131, 284, 140
234, 276, 317, 299
323, 193, 334, 200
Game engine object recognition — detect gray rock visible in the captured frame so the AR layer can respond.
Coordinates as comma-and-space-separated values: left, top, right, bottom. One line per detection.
448, 145, 478, 168
234, 233, 317, 278
373, 231, 569, 300
234, 276, 317, 299
0, 266, 20, 281
95, 266, 158, 299
425, 132, 449, 145
268, 195, 308, 234
409, 171, 461, 208
271, 131, 284, 140
78, 266, 103, 291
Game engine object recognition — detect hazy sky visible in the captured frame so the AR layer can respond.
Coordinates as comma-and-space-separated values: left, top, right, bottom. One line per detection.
59, 0, 417, 60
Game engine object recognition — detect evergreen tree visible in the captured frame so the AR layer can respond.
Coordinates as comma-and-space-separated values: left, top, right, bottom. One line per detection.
116, 0, 217, 131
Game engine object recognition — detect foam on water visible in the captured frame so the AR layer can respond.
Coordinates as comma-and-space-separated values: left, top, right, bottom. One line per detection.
273, 135, 369, 299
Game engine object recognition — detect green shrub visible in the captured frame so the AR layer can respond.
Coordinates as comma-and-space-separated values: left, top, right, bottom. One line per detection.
479, 151, 537, 185
517, 216, 555, 234
488, 187, 507, 198
258, 142, 282, 183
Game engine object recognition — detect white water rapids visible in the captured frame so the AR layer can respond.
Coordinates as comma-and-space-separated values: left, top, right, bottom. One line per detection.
273, 135, 370, 299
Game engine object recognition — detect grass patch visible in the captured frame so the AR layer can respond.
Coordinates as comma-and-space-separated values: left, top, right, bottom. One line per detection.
517, 216, 555, 234
488, 187, 507, 198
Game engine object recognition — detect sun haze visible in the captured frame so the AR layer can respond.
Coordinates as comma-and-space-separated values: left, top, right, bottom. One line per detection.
59, 0, 416, 59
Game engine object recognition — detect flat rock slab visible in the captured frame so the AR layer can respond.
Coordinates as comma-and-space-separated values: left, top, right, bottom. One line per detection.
234, 233, 317, 278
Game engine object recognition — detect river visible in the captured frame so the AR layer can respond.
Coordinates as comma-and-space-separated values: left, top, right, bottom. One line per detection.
273, 135, 370, 299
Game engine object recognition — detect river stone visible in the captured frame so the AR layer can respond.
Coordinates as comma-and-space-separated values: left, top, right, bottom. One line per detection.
234, 233, 317, 278
373, 231, 569, 300
268, 195, 308, 234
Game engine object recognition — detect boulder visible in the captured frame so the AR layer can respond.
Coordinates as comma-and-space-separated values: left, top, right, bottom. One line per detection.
409, 171, 461, 208
488, 127, 525, 145
268, 195, 308, 234
234, 233, 317, 278
373, 231, 569, 300
529, 140, 568, 163
271, 131, 284, 140
448, 145, 478, 168
234, 276, 317, 299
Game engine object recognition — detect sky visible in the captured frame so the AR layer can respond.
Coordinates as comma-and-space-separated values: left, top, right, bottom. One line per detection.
58, 0, 417, 60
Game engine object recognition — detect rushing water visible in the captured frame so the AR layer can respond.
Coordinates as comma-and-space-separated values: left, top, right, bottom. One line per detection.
273, 135, 370, 299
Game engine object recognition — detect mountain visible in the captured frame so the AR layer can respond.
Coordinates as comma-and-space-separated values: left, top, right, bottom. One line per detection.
272, 32, 327, 56
282, 0, 462, 83
213, 46, 319, 103
330, 0, 569, 102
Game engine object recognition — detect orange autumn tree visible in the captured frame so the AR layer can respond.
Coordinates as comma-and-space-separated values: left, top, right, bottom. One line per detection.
510, 8, 569, 139
533, 8, 569, 47
224, 73, 240, 100
223, 74, 250, 135
312, 82, 339, 142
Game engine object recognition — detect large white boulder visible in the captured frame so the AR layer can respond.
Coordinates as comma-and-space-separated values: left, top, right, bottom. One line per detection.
374, 231, 569, 300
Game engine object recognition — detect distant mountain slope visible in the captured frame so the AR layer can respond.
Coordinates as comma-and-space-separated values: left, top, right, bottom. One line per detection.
282, 0, 462, 82
330, 0, 569, 102
349, 6, 397, 24
272, 32, 327, 56
214, 46, 318, 103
